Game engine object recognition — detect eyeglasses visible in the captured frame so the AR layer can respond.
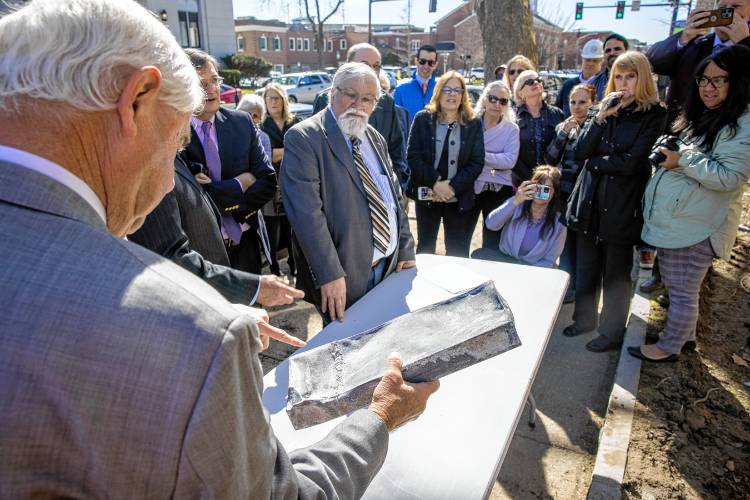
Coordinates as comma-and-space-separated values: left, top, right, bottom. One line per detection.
487, 95, 509, 105
507, 68, 524, 76
336, 86, 378, 106
696, 76, 729, 88
441, 86, 464, 96
521, 77, 542, 89
360, 61, 382, 71
201, 77, 224, 90
418, 58, 436, 67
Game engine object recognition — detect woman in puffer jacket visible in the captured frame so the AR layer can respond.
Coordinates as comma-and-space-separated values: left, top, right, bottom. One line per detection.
563, 51, 667, 353
630, 45, 750, 362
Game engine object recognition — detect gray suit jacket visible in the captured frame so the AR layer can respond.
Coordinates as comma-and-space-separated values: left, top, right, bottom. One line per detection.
129, 156, 261, 304
0, 159, 388, 498
281, 110, 416, 312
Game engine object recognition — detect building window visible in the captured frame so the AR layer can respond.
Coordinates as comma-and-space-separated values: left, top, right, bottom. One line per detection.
178, 10, 201, 48
339, 39, 347, 50
237, 36, 245, 52
273, 36, 281, 51
258, 35, 268, 51
410, 40, 421, 52
326, 39, 333, 52
297, 38, 303, 51
273, 64, 285, 73
303, 38, 310, 51
289, 38, 295, 51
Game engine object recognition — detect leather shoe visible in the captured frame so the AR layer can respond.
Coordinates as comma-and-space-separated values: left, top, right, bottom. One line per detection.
563, 324, 593, 337
644, 332, 696, 351
639, 276, 664, 294
586, 335, 622, 353
627, 346, 679, 363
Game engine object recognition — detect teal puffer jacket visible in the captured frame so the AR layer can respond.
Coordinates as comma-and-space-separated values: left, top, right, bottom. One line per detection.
641, 110, 750, 260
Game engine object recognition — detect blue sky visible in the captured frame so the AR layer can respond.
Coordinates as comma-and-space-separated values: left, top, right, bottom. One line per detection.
232, 0, 692, 44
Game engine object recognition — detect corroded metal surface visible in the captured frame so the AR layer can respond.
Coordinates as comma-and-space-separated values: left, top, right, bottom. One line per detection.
286, 281, 521, 429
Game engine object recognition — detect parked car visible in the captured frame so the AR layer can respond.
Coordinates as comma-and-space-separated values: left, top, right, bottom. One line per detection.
539, 71, 577, 107
259, 72, 332, 104
219, 84, 241, 105
290, 102, 315, 121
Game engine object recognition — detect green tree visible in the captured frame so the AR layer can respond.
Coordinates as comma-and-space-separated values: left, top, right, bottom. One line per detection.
221, 54, 272, 79
382, 52, 403, 67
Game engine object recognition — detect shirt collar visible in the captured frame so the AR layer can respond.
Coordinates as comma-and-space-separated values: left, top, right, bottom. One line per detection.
713, 34, 733, 49
191, 114, 215, 130
0, 145, 107, 224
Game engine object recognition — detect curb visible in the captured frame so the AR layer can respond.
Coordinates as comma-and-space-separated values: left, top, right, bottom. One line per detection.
587, 293, 650, 499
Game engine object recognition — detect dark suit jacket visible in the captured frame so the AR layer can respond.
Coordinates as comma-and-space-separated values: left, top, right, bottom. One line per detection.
313, 89, 408, 189
183, 107, 277, 224
129, 156, 261, 304
648, 32, 750, 126
406, 109, 485, 212
282, 109, 416, 311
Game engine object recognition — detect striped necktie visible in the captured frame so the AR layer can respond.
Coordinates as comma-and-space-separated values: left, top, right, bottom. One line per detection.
350, 136, 389, 255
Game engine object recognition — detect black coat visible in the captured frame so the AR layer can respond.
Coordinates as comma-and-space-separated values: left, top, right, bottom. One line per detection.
129, 157, 261, 304
405, 109, 485, 212
647, 32, 750, 126
514, 102, 565, 186
565, 103, 667, 245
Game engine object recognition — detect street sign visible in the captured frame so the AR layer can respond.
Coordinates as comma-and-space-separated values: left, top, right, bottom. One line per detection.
632, 0, 641, 11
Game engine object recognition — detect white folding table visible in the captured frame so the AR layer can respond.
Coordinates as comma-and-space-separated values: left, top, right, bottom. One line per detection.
262, 254, 568, 499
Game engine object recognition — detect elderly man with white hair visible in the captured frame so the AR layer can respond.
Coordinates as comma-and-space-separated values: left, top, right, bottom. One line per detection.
0, 1, 438, 498
282, 63, 416, 323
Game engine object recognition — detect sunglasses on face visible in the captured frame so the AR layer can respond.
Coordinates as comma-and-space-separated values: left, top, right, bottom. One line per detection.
696, 75, 729, 88
418, 58, 436, 67
521, 77, 542, 89
487, 95, 509, 105
441, 86, 463, 96
507, 68, 524, 76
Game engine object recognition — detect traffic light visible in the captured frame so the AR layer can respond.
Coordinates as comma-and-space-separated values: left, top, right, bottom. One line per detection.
575, 2, 584, 20
616, 1, 625, 19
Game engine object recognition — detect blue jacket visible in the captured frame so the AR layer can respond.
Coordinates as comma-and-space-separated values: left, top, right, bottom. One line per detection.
394, 71, 436, 120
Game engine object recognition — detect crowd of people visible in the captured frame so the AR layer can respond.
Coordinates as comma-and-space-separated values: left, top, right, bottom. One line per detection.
1, 0, 749, 496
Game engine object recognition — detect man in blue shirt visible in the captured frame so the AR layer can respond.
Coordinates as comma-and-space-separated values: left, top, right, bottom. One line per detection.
394, 44, 438, 120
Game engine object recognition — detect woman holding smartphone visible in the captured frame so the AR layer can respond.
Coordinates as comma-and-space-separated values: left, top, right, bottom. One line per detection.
563, 51, 667, 353
472, 165, 566, 268
406, 70, 484, 257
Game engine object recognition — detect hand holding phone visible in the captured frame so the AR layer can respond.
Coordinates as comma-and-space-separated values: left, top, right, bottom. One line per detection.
702, 7, 734, 28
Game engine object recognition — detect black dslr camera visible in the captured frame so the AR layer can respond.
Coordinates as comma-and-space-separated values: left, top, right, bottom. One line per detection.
648, 135, 680, 168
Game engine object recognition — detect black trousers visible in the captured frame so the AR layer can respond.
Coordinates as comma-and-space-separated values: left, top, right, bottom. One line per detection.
572, 234, 634, 342
415, 202, 473, 257
227, 229, 262, 274
559, 228, 577, 291
467, 186, 514, 250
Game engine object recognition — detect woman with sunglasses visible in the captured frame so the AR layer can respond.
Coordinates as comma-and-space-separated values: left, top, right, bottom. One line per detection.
502, 55, 534, 104
631, 45, 750, 362
406, 70, 484, 257
564, 51, 667, 353
512, 69, 565, 187
468, 81, 519, 250
545, 83, 598, 303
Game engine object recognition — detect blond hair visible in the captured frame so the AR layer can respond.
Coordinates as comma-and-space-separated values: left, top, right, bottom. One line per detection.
425, 71, 475, 125
503, 54, 534, 89
513, 69, 540, 103
263, 82, 295, 124
605, 51, 659, 112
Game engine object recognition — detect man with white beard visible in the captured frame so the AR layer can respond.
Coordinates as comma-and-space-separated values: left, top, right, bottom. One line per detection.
282, 63, 416, 323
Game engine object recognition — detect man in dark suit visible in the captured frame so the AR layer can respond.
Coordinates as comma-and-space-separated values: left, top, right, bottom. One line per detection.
182, 49, 276, 274
284, 63, 416, 322
130, 156, 304, 307
648, 0, 750, 125
312, 43, 408, 190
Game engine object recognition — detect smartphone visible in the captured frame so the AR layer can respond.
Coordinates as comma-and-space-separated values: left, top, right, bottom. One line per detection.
417, 187, 434, 201
604, 96, 621, 111
702, 7, 734, 28
533, 185, 551, 201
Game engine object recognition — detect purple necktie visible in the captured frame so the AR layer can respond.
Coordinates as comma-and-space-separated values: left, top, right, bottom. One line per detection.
200, 121, 243, 245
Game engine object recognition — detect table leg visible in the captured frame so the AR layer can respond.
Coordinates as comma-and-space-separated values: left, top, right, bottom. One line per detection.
526, 394, 537, 428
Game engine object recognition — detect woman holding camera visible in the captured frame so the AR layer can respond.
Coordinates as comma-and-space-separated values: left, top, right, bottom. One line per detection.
630, 45, 750, 362
545, 83, 598, 302
472, 165, 566, 268
261, 83, 300, 276
469, 81, 520, 250
564, 51, 667, 353
513, 69, 565, 186
407, 70, 484, 257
